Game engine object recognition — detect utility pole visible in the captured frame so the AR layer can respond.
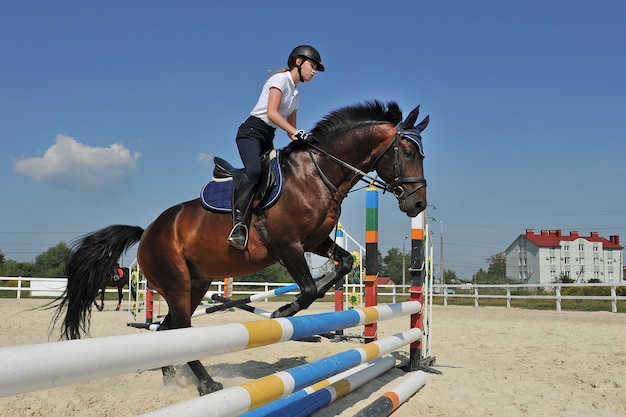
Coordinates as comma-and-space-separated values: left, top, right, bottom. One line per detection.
439, 220, 444, 285
402, 236, 408, 294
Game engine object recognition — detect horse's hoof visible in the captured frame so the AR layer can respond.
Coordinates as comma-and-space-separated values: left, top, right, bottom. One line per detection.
271, 301, 300, 318
197, 380, 223, 396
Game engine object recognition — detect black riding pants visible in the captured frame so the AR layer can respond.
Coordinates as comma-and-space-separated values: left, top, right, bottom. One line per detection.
235, 116, 276, 184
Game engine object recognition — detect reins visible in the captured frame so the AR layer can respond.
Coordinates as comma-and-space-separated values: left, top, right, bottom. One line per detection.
304, 126, 426, 202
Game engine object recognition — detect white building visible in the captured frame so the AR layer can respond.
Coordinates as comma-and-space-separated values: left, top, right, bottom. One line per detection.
505, 229, 623, 285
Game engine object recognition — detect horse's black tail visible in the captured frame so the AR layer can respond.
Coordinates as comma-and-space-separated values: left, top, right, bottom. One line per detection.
51, 225, 144, 340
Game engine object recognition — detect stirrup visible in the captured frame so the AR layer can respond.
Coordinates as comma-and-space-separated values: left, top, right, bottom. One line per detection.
227, 223, 249, 250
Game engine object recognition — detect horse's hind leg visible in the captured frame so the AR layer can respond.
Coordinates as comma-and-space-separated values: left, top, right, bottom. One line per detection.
156, 275, 221, 395
94, 289, 104, 311
116, 287, 123, 311
185, 278, 222, 395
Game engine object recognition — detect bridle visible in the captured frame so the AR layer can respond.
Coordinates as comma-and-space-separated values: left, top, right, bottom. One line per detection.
305, 125, 426, 203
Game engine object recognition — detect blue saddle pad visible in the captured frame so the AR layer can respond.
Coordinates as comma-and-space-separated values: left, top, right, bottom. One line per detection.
200, 151, 283, 213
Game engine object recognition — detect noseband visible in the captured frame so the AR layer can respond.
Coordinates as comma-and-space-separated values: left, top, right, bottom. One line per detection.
305, 126, 426, 203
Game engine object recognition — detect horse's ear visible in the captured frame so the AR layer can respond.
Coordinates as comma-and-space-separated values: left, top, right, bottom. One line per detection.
416, 115, 429, 133
401, 105, 420, 129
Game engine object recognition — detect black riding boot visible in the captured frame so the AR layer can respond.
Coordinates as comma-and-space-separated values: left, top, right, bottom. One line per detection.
227, 173, 257, 250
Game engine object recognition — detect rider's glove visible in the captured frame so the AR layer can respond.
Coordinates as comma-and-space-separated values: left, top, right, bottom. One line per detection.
294, 130, 318, 143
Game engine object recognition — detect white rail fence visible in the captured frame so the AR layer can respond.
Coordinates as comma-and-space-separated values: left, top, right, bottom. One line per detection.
1, 276, 625, 313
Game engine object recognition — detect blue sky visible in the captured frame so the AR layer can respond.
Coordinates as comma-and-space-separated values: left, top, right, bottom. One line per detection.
1, 1, 625, 280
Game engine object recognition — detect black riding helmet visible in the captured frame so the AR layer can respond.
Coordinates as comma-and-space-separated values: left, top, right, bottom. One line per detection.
288, 45, 325, 81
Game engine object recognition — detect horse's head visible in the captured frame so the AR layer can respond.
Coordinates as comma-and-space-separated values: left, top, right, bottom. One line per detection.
372, 104, 429, 217
298, 101, 428, 217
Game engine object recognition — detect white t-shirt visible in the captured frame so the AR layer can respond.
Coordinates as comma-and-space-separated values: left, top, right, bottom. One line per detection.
249, 71, 299, 128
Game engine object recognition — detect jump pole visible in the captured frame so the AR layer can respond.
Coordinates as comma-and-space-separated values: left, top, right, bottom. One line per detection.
192, 283, 300, 317
0, 301, 420, 398
351, 370, 428, 417
407, 212, 439, 373
242, 356, 397, 417
138, 328, 422, 417
211, 294, 272, 317
334, 223, 345, 322
364, 185, 379, 343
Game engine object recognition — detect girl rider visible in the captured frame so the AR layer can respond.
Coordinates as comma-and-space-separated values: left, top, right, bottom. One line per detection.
228, 45, 325, 250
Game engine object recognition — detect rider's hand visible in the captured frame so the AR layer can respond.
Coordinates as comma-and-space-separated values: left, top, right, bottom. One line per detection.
292, 130, 318, 143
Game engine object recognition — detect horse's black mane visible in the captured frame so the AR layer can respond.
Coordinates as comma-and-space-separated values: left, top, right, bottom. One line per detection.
310, 100, 403, 141
280, 100, 402, 160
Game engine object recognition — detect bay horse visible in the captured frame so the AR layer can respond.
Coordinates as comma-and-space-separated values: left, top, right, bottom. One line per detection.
52, 100, 429, 395
93, 266, 136, 311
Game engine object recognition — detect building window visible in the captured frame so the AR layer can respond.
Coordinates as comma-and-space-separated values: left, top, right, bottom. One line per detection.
578, 243, 585, 251
564, 245, 570, 251
579, 257, 585, 265
564, 257, 570, 265
593, 246, 599, 252
608, 258, 613, 266
594, 271, 599, 279
594, 258, 599, 265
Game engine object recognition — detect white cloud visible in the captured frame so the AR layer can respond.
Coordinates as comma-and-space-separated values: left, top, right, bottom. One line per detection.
13, 134, 141, 195
197, 152, 214, 167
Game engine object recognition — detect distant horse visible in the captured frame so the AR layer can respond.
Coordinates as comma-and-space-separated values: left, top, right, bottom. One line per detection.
93, 266, 136, 311
53, 100, 429, 395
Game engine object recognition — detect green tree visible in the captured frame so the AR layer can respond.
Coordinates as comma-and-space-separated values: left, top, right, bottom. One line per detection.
382, 247, 403, 284
0, 259, 34, 277
472, 252, 516, 284
443, 269, 458, 284
472, 268, 486, 284
555, 273, 575, 283
242, 263, 292, 283
486, 252, 506, 279
32, 242, 70, 277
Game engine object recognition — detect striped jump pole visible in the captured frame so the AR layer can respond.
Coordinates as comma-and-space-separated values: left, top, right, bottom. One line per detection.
352, 370, 428, 417
211, 294, 272, 318
0, 301, 420, 398
192, 283, 300, 317
334, 223, 346, 312
408, 211, 426, 371
406, 213, 439, 373
364, 185, 379, 343
239, 356, 396, 417
244, 356, 397, 417
138, 328, 422, 417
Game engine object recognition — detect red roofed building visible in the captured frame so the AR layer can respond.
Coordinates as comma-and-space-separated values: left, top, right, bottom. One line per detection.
505, 229, 624, 284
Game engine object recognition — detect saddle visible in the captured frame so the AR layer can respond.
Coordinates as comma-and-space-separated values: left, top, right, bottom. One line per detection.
201, 150, 283, 213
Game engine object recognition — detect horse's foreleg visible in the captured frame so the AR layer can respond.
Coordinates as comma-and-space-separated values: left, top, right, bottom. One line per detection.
271, 246, 319, 318
310, 238, 354, 298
